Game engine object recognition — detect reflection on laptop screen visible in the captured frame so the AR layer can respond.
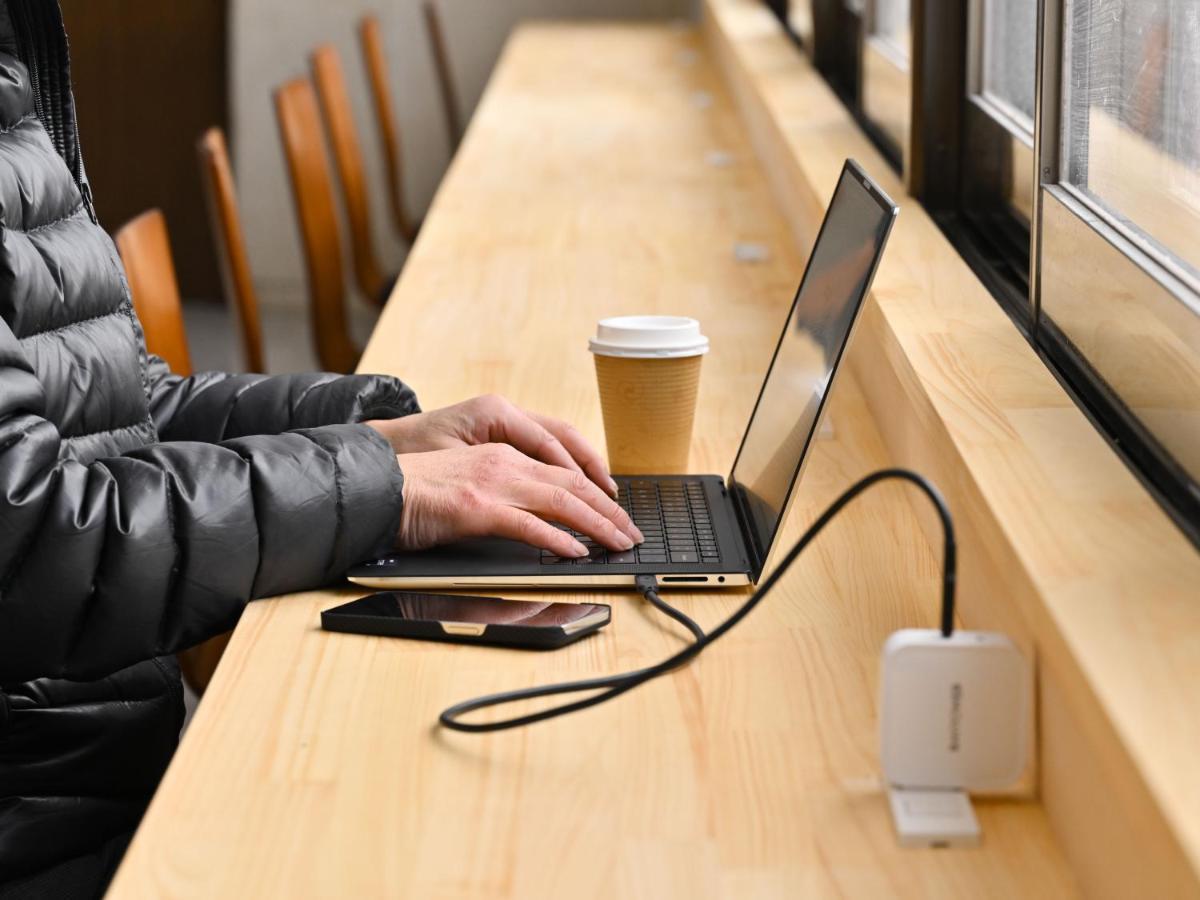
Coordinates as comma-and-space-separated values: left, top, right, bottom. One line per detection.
729, 163, 897, 567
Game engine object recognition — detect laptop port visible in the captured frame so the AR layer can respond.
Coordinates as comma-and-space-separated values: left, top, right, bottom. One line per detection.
660, 576, 710, 583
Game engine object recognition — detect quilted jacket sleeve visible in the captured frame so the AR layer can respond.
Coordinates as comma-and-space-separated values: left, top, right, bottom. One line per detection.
0, 322, 407, 685
144, 355, 421, 442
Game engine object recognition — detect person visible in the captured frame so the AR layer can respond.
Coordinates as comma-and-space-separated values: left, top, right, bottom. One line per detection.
0, 3, 640, 896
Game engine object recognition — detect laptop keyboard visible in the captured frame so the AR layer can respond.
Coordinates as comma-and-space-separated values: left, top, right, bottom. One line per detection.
541, 479, 721, 566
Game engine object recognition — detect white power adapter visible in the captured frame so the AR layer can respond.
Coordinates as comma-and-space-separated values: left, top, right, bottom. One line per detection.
880, 628, 1030, 847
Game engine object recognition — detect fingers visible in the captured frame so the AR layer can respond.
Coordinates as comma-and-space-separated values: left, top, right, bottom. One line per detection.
486, 505, 589, 558
524, 409, 619, 497
396, 441, 640, 559
528, 463, 642, 545
508, 478, 635, 552
475, 444, 639, 552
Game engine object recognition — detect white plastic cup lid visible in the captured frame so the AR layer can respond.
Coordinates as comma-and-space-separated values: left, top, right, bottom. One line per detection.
588, 315, 709, 359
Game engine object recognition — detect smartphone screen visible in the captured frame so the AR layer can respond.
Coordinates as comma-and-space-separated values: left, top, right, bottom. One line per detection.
334, 592, 606, 626
321, 592, 611, 649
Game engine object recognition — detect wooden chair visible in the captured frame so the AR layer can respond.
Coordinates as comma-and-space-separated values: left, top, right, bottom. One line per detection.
310, 43, 392, 306
196, 128, 266, 373
273, 78, 361, 374
114, 210, 231, 696
114, 210, 193, 376
422, 1, 463, 153
358, 14, 421, 245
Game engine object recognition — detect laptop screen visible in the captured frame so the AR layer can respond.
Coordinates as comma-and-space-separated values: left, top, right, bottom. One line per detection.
728, 161, 897, 573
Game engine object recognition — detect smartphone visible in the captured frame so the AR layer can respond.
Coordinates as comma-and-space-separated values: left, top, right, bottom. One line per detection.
320, 591, 611, 649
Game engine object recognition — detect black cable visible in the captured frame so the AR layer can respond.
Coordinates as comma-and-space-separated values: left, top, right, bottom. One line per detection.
636, 574, 705, 642
440, 468, 955, 733
438, 578, 705, 732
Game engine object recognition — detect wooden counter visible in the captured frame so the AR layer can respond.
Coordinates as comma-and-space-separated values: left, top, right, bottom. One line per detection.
702, 2, 1200, 896
105, 23, 1074, 898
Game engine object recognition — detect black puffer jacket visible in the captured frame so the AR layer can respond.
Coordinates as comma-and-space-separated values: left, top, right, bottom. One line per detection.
0, 0, 417, 882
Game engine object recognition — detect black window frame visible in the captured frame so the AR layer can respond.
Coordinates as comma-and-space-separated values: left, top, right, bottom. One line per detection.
767, 0, 1200, 547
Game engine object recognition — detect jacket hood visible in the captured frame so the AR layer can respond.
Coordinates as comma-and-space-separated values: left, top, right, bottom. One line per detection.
0, 0, 89, 208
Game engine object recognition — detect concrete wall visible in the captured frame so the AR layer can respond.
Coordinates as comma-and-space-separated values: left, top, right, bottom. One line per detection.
232, 0, 694, 308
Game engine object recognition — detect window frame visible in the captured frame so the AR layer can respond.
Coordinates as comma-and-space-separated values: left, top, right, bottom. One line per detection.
774, 0, 1200, 542
860, 0, 911, 164
908, 0, 1035, 326
966, 0, 1036, 225
788, 0, 904, 172
787, 0, 815, 51
1032, 0, 1200, 542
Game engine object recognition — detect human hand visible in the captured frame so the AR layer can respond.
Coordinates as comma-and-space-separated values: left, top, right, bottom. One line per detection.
366, 394, 618, 498
394, 443, 643, 556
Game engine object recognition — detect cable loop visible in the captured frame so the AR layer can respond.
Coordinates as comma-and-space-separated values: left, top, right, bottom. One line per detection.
440, 468, 955, 733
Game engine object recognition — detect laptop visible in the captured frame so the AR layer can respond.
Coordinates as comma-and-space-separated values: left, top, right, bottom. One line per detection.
349, 160, 898, 590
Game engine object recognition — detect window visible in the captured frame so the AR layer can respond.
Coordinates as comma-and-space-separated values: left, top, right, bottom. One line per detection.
911, 0, 1039, 319
1037, 0, 1200, 535
772, 0, 1200, 538
965, 0, 1038, 228
872, 0, 909, 57
979, 0, 1036, 135
788, 0, 814, 50
1061, 0, 1200, 282
823, 0, 864, 109
861, 0, 911, 161
783, 0, 903, 171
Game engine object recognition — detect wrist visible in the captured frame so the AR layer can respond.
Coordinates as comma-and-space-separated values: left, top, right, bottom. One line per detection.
392, 450, 439, 550
364, 417, 413, 454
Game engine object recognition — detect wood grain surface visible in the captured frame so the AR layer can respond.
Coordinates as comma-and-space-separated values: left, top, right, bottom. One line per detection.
105, 23, 1074, 899
703, 2, 1200, 896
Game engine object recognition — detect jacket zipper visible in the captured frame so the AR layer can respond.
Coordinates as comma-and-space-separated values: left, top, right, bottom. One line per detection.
77, 164, 97, 223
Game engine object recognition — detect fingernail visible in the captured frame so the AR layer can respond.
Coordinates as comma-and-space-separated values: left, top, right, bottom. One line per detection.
607, 477, 620, 497
631, 527, 645, 543
571, 539, 589, 557
619, 535, 634, 550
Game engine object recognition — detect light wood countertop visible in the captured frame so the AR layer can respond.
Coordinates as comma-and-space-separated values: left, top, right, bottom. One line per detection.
106, 22, 1074, 898
703, 2, 1200, 896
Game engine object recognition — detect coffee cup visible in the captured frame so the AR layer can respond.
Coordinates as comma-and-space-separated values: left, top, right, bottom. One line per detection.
588, 316, 709, 474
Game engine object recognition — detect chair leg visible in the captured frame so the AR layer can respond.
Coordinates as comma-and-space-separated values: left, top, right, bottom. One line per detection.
423, 1, 464, 152
179, 632, 233, 696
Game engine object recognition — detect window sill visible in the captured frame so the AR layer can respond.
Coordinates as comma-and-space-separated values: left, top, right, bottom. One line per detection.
703, 1, 1200, 895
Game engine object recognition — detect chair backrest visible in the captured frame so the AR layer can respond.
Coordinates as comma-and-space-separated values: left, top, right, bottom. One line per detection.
273, 78, 360, 374
196, 128, 266, 373
310, 43, 388, 306
422, 1, 463, 152
359, 14, 419, 245
114, 209, 194, 377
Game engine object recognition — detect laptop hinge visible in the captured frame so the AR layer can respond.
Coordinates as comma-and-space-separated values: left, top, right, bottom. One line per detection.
725, 478, 765, 578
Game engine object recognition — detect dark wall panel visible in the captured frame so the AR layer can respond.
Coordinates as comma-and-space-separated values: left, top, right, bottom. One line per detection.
61, 1, 228, 299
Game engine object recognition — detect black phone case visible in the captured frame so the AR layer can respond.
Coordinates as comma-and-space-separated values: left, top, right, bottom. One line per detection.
320, 594, 611, 650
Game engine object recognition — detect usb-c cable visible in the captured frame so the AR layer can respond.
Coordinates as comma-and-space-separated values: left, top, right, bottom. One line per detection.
439, 468, 956, 733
